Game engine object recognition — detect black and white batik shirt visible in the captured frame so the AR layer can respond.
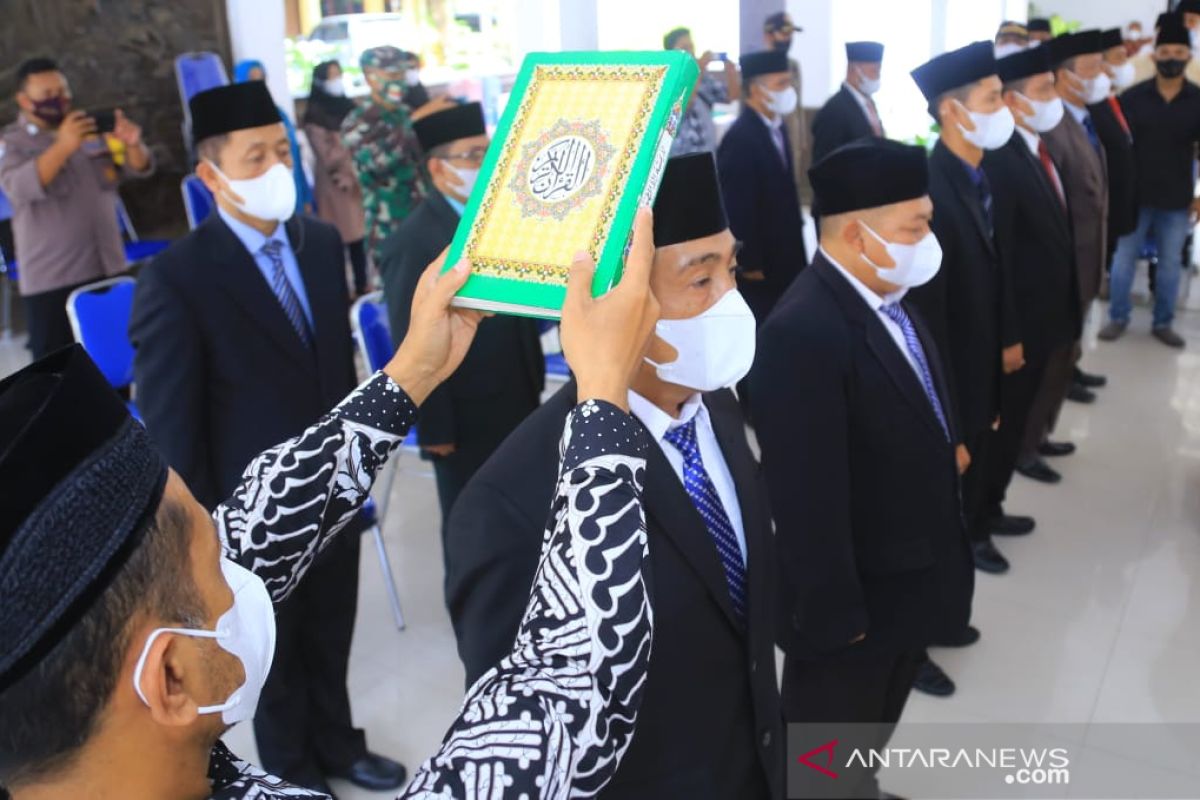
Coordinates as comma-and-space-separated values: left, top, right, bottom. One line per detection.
208, 374, 651, 800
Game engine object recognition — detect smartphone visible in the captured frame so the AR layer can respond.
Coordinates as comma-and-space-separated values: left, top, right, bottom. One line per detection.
714, 51, 728, 62
92, 109, 116, 134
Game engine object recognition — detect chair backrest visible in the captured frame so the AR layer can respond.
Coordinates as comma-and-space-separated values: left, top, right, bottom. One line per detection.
350, 291, 394, 373
182, 175, 215, 229
65, 277, 137, 390
175, 52, 229, 110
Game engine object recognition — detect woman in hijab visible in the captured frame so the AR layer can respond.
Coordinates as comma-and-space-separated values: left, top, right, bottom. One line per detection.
303, 60, 369, 295
233, 59, 313, 218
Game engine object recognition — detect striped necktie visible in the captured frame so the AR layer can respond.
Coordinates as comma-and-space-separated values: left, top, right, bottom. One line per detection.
881, 303, 950, 441
663, 418, 747, 624
261, 240, 314, 349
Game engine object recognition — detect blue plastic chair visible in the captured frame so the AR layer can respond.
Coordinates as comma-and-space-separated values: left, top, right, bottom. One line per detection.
181, 174, 215, 230
116, 199, 170, 264
536, 320, 571, 381
350, 291, 416, 631
65, 277, 140, 420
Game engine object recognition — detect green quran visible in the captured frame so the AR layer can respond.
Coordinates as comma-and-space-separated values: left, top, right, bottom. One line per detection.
442, 50, 699, 318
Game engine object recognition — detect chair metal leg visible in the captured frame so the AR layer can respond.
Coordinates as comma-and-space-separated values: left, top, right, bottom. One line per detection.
371, 523, 406, 631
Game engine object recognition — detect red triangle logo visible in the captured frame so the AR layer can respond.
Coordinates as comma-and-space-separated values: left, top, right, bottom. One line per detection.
798, 739, 840, 779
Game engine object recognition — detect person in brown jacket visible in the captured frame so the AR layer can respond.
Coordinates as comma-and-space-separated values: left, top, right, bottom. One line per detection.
302, 61, 368, 295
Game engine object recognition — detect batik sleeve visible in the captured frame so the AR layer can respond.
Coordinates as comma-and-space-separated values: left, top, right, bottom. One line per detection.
399, 399, 653, 800
212, 371, 416, 604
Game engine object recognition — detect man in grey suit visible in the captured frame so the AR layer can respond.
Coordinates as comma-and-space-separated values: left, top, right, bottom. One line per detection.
1025, 30, 1110, 484
378, 102, 545, 530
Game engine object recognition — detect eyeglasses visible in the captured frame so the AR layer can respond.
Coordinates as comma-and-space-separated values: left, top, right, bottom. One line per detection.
441, 147, 488, 164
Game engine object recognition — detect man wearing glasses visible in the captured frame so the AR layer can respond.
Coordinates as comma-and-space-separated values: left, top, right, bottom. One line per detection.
379, 101, 545, 533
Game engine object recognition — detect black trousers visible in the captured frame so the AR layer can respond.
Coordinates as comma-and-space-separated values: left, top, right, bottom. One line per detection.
347, 238, 368, 295
783, 648, 922, 799
254, 529, 367, 784
985, 357, 1048, 518
962, 428, 994, 544
22, 281, 89, 360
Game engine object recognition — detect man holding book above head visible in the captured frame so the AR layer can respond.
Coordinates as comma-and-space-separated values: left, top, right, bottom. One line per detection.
447, 152, 783, 800
379, 101, 544, 536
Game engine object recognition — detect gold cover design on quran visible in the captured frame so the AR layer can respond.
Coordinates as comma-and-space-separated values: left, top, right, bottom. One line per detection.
443, 51, 698, 318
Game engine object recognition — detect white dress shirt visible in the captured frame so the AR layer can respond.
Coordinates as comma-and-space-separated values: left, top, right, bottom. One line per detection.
820, 246, 923, 381
627, 389, 747, 564
1015, 124, 1065, 202
1063, 98, 1089, 126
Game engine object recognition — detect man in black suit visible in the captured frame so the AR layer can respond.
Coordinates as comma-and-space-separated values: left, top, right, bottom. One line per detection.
445, 154, 782, 800
982, 48, 1081, 557
717, 49, 807, 326
753, 140, 973, 800
379, 102, 544, 528
1096, 28, 1138, 250
129, 82, 405, 796
811, 41, 886, 166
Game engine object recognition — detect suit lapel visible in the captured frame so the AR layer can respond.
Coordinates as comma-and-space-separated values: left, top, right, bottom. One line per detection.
205, 215, 315, 372
814, 255, 948, 441
290, 218, 337, 391
1013, 139, 1071, 237
935, 142, 996, 258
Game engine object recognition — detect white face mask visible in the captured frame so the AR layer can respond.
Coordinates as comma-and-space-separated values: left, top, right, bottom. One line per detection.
443, 161, 479, 202
133, 559, 276, 726
1017, 93, 1065, 133
1110, 61, 1137, 90
854, 67, 881, 96
1074, 70, 1112, 104
209, 161, 297, 223
859, 222, 943, 289
646, 289, 757, 392
406, 68, 422, 87
323, 77, 345, 96
957, 103, 1015, 150
994, 42, 1027, 58
765, 85, 798, 115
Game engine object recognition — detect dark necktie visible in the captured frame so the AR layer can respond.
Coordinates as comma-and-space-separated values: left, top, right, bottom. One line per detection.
663, 418, 747, 623
261, 240, 314, 349
973, 166, 994, 236
880, 303, 950, 441
1082, 113, 1103, 157
1037, 139, 1066, 207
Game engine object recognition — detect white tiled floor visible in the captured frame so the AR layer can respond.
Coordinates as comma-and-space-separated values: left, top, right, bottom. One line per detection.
3, 300, 1200, 799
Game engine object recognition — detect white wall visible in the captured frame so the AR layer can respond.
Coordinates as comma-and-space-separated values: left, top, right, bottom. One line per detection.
225, 0, 293, 119
514, 0, 563, 56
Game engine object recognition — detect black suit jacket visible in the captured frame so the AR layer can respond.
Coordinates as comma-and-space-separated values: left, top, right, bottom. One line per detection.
378, 191, 544, 454
130, 213, 356, 509
810, 85, 879, 165
717, 107, 808, 322
982, 134, 1080, 364
445, 384, 782, 800
752, 253, 973, 660
908, 140, 1003, 441
1088, 98, 1138, 242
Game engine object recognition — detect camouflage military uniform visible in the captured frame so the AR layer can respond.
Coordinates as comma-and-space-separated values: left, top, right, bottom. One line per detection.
341, 99, 428, 272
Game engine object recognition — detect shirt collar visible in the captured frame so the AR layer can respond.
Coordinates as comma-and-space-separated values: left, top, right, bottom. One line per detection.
820, 245, 907, 310
1015, 124, 1041, 155
441, 192, 466, 217
1063, 98, 1089, 124
217, 206, 288, 257
844, 81, 872, 108
628, 389, 705, 443
755, 109, 784, 131
17, 113, 48, 138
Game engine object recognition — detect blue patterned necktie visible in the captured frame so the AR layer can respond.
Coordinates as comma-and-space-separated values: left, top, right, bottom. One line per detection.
261, 240, 314, 349
663, 418, 747, 623
881, 303, 950, 441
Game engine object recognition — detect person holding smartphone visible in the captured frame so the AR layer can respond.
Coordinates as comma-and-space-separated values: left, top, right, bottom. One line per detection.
0, 57, 153, 359
664, 26, 740, 156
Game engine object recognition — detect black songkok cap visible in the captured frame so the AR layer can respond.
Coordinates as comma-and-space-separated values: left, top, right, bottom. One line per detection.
652, 153, 729, 247
189, 81, 282, 147
846, 41, 884, 63
1156, 12, 1177, 31
1180, 0, 1200, 15
809, 138, 929, 216
1047, 30, 1105, 66
1158, 16, 1191, 47
1101, 28, 1123, 51
911, 41, 997, 101
996, 45, 1053, 83
0, 346, 168, 691
1027, 18, 1052, 34
414, 102, 487, 152
741, 50, 790, 80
